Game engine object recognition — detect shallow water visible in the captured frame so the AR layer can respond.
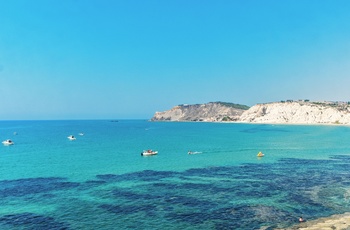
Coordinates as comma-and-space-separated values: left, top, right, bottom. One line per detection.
0, 120, 350, 229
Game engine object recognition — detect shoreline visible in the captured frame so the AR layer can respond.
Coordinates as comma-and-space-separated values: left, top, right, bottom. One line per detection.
149, 120, 350, 127
272, 212, 350, 230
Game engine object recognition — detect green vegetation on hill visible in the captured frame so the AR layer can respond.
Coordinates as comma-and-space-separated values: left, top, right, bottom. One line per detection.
213, 101, 250, 110
178, 102, 250, 110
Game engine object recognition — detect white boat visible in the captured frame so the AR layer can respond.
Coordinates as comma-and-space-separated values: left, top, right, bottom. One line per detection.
67, 135, 76, 140
2, 139, 14, 145
188, 151, 202, 155
78, 133, 84, 136
141, 150, 158, 156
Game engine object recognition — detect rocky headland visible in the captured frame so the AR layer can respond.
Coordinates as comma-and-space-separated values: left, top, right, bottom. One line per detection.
150, 102, 249, 122
151, 100, 350, 125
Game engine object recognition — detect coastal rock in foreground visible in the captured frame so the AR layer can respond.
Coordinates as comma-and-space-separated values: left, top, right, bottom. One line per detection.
151, 102, 249, 122
240, 101, 350, 124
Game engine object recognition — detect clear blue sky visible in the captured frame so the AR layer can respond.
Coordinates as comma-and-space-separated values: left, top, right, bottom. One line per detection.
0, 0, 349, 120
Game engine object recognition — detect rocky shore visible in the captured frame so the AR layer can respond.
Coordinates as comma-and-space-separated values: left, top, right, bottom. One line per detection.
273, 212, 350, 230
151, 100, 350, 125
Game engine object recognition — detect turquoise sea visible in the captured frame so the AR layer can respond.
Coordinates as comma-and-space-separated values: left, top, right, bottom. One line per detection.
1, 120, 350, 229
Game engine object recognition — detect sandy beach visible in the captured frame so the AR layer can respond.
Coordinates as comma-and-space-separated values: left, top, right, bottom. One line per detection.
273, 212, 350, 230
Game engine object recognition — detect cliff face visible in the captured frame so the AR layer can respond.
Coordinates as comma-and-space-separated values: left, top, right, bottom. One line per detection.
151, 101, 350, 124
239, 101, 350, 124
150, 102, 249, 122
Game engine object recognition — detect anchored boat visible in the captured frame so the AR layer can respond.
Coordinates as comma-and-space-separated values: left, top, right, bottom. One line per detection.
141, 150, 158, 156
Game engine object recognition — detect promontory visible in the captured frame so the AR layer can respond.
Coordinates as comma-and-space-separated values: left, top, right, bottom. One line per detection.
151, 100, 350, 125
150, 102, 249, 122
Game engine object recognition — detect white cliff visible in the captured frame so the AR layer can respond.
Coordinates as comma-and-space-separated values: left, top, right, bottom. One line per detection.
239, 101, 350, 124
151, 101, 350, 125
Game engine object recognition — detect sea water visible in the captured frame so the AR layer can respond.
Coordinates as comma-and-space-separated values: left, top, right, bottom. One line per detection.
1, 120, 350, 229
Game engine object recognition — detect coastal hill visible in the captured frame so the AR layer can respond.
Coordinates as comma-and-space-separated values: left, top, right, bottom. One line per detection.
150, 102, 250, 122
151, 100, 350, 124
240, 100, 350, 124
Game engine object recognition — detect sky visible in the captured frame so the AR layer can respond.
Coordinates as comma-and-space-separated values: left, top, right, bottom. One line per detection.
0, 0, 350, 120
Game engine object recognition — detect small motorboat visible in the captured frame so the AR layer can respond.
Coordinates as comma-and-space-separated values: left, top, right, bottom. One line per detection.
78, 133, 84, 136
257, 151, 264, 157
67, 135, 76, 140
2, 139, 14, 145
188, 151, 202, 155
141, 150, 158, 156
